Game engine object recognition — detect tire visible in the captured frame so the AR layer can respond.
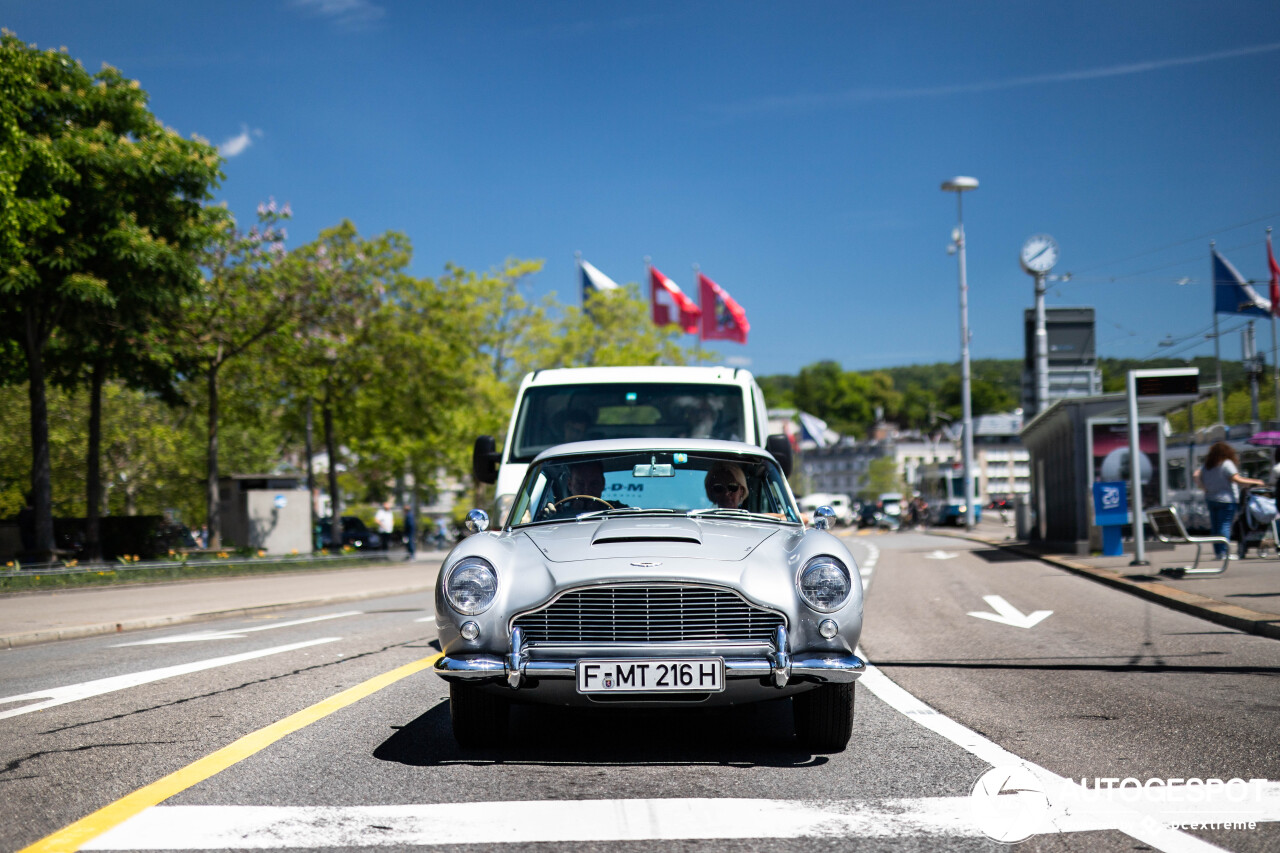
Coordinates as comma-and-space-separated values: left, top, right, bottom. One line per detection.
449, 682, 509, 748
792, 683, 855, 752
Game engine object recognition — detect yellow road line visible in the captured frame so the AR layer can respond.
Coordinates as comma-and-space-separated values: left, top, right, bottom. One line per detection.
20, 653, 443, 853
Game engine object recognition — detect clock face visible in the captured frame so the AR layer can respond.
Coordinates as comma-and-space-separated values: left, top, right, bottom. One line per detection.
1021, 235, 1058, 273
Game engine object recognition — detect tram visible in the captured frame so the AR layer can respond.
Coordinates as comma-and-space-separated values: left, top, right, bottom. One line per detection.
918, 462, 982, 526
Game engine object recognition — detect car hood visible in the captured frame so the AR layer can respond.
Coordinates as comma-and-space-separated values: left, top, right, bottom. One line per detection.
520, 516, 780, 565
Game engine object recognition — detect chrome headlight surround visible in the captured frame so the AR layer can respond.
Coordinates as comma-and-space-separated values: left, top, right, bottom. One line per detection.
444, 557, 498, 615
797, 554, 851, 613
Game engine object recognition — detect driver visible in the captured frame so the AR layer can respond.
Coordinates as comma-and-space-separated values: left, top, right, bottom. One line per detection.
567, 459, 607, 499
543, 460, 625, 518
705, 461, 749, 509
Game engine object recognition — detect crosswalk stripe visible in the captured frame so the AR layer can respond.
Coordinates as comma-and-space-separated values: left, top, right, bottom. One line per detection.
82, 799, 984, 848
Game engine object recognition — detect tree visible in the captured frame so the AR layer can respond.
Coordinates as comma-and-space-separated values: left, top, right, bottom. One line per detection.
0, 34, 221, 559
271, 221, 411, 548
549, 285, 692, 369
174, 202, 305, 548
860, 457, 902, 502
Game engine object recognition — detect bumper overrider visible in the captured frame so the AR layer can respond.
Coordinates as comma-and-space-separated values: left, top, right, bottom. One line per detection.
434, 625, 865, 689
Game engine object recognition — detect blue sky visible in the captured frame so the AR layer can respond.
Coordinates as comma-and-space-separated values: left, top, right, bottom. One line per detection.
6, 1, 1280, 376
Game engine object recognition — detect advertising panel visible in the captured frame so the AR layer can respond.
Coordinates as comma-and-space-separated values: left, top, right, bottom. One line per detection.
1090, 422, 1160, 510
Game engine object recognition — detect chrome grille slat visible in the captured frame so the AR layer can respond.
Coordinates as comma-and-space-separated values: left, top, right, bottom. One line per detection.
513, 584, 784, 644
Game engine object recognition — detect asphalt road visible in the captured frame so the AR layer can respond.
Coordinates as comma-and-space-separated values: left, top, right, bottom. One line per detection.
2, 530, 1277, 852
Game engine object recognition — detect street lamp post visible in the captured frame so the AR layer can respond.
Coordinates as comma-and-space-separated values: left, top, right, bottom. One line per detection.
942, 177, 979, 531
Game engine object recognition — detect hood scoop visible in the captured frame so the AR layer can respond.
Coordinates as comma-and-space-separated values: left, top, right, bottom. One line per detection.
591, 518, 703, 546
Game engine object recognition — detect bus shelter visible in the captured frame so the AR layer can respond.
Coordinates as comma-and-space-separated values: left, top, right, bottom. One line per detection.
1020, 390, 1199, 554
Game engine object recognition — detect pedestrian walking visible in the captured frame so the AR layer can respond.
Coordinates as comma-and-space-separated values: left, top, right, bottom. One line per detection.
1194, 441, 1264, 560
374, 501, 394, 551
403, 504, 416, 560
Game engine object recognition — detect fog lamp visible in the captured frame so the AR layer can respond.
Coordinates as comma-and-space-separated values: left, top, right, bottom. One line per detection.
460, 621, 480, 641
819, 619, 838, 638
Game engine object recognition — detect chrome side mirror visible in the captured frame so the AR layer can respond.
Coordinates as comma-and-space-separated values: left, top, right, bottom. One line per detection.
464, 508, 490, 534
812, 506, 836, 530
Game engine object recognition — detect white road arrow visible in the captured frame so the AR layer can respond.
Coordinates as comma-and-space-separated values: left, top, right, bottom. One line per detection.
922, 550, 957, 560
113, 611, 361, 646
967, 595, 1052, 629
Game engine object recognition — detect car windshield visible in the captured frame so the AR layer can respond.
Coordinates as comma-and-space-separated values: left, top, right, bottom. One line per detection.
508, 450, 801, 527
509, 383, 747, 463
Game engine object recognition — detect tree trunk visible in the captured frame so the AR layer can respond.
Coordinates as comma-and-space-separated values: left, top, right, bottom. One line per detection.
84, 360, 105, 562
324, 397, 342, 549
206, 363, 221, 549
24, 310, 55, 561
305, 398, 316, 552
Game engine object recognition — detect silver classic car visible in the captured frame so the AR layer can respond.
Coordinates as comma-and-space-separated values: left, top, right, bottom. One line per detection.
433, 439, 865, 751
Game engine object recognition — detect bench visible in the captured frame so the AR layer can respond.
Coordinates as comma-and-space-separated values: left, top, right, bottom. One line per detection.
1145, 506, 1229, 577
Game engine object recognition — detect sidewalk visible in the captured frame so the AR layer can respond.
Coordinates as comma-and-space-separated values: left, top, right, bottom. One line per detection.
0, 552, 444, 650
931, 516, 1280, 641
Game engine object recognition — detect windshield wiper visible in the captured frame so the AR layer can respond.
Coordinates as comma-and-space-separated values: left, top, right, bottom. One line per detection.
686, 508, 793, 523
574, 507, 678, 521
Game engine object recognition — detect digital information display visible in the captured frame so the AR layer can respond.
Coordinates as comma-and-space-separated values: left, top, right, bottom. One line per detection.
1134, 373, 1198, 397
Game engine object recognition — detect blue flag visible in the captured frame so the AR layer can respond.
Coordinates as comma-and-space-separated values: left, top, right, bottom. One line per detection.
579, 258, 620, 305
1213, 249, 1270, 316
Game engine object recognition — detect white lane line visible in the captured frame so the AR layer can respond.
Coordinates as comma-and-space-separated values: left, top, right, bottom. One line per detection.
0, 638, 339, 720
82, 798, 985, 848
854, 540, 878, 586
854, 539, 1233, 851
114, 612, 362, 646
856, 660, 1233, 852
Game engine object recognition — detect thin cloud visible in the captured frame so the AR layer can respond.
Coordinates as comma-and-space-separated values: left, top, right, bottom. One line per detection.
218, 125, 263, 158
720, 41, 1280, 117
292, 0, 384, 30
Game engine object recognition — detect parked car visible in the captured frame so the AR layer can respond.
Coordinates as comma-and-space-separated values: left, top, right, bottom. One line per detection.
857, 503, 880, 528
797, 493, 855, 527
877, 492, 903, 529
315, 516, 382, 550
434, 438, 865, 752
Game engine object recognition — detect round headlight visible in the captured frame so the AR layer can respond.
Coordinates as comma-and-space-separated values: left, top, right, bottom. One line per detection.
445, 557, 498, 615
798, 555, 851, 612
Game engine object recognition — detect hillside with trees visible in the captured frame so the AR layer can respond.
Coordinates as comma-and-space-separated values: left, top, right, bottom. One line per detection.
759, 355, 1257, 438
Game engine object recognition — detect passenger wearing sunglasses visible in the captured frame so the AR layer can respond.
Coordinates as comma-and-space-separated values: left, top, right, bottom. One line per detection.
705, 461, 750, 509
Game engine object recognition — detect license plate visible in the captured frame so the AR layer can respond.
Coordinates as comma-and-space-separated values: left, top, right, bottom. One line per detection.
576, 658, 725, 694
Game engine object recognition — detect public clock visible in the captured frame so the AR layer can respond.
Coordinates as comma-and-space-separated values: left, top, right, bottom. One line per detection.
1020, 234, 1059, 274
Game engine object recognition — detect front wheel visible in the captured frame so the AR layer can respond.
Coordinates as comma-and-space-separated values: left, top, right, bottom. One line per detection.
449, 682, 510, 748
792, 683, 855, 752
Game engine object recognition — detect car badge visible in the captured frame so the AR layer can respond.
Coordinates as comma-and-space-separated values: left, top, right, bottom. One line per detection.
630, 560, 662, 568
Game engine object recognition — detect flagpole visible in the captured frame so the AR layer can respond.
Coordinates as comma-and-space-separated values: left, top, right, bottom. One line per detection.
1271, 227, 1279, 424
575, 250, 583, 310
692, 262, 703, 358
1212, 241, 1225, 425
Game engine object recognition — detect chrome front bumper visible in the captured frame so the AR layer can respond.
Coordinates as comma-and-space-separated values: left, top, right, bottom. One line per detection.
434, 625, 865, 688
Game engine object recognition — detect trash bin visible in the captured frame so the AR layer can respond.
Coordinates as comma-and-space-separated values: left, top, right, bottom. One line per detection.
1015, 495, 1031, 540
1092, 481, 1129, 557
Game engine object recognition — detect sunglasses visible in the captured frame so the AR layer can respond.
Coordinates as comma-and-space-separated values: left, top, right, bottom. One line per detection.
710, 482, 743, 496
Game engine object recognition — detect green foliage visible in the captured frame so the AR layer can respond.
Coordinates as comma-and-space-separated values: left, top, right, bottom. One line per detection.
860, 457, 902, 501
0, 33, 221, 557
0, 555, 380, 592
756, 374, 795, 409
0, 377, 288, 523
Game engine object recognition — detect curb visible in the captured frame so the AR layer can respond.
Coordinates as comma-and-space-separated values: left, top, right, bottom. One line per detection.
0, 583, 436, 651
929, 529, 1280, 641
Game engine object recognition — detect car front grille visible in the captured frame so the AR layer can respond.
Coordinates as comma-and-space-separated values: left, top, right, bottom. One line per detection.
512, 584, 785, 644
